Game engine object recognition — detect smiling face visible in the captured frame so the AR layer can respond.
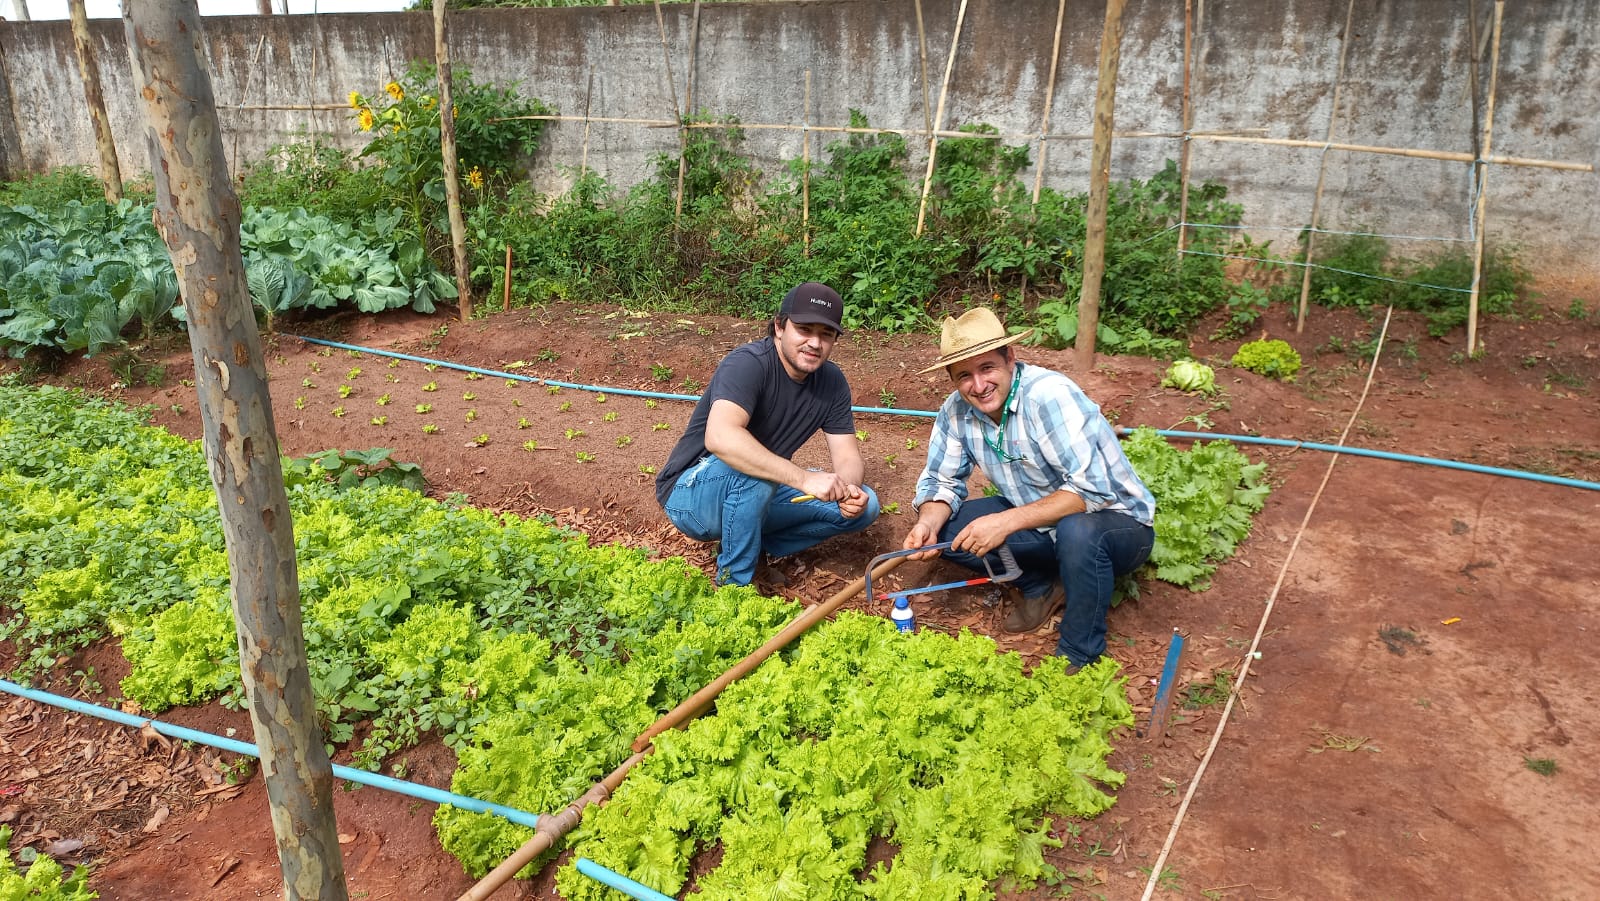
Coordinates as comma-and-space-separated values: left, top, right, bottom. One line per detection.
773, 317, 840, 381
948, 348, 1016, 422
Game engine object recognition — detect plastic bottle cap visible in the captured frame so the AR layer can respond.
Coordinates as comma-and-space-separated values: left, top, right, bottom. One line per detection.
894, 597, 909, 608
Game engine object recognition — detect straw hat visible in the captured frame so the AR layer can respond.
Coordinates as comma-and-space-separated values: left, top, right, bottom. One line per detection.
917, 308, 1034, 375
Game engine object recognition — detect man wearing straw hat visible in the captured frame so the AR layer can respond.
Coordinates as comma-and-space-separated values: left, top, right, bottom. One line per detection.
657, 282, 880, 588
901, 308, 1155, 670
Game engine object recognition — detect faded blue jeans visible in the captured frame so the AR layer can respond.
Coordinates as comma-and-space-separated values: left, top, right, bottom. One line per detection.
935, 496, 1154, 666
664, 454, 881, 586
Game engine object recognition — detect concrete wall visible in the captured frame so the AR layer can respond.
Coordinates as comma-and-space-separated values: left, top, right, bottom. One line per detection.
0, 0, 1594, 274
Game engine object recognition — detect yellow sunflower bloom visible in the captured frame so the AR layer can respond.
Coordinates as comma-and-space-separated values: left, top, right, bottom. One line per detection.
348, 90, 361, 109
466, 166, 484, 190
358, 108, 375, 132
385, 81, 404, 102
423, 95, 437, 110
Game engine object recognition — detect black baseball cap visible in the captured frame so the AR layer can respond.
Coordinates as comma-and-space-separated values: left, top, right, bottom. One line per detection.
779, 282, 845, 333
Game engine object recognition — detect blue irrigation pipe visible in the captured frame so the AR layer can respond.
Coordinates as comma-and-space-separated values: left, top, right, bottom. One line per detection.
574, 858, 676, 901
288, 334, 933, 418
287, 335, 1599, 491
1135, 427, 1600, 492
0, 678, 542, 830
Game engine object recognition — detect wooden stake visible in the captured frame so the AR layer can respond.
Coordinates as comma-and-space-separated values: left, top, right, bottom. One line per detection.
68, 0, 122, 202
502, 244, 512, 312
1076, 0, 1128, 371
802, 69, 812, 257
913, 0, 932, 139
1021, 0, 1067, 307
434, 0, 471, 321
652, 1, 688, 231
915, 0, 969, 237
579, 65, 595, 176
1175, 0, 1197, 259
1467, 0, 1504, 354
1294, 0, 1358, 334
1030, 0, 1068, 208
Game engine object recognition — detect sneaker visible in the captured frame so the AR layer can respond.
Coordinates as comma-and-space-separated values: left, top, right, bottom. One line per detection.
1001, 584, 1065, 633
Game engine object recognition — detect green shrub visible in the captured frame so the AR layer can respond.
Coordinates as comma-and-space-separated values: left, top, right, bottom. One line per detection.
349, 61, 553, 256
0, 167, 104, 209
1231, 338, 1302, 381
237, 141, 387, 226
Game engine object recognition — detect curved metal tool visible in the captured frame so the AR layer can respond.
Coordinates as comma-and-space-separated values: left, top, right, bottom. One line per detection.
864, 541, 1021, 607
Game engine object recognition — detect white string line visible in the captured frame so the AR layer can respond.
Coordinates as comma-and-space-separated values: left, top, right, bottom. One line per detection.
1178, 249, 1475, 294
1180, 221, 1474, 244
1137, 306, 1396, 901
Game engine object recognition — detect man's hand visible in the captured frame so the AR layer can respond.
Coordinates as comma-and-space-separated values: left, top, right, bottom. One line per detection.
800, 470, 852, 503
837, 485, 870, 519
951, 511, 1017, 559
901, 519, 942, 560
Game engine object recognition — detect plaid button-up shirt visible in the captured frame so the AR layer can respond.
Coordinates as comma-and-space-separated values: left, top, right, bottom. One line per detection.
913, 361, 1155, 532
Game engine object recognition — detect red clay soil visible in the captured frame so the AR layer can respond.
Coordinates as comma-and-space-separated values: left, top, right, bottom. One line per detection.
3, 279, 1598, 900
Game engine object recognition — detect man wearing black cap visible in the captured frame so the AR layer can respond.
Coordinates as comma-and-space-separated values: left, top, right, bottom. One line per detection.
656, 282, 880, 587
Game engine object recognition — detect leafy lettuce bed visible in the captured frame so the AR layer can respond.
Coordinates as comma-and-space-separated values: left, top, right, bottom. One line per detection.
0, 384, 1266, 898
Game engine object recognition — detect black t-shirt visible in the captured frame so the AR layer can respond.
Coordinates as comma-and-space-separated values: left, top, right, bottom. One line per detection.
655, 337, 856, 507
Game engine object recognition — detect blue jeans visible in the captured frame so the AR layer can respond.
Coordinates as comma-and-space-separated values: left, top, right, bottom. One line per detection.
936, 496, 1154, 666
664, 454, 881, 586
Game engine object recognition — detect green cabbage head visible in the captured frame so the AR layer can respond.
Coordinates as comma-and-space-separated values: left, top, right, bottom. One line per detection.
1162, 359, 1217, 394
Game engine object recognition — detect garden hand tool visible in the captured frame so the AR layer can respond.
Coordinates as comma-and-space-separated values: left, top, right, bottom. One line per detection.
863, 541, 1021, 608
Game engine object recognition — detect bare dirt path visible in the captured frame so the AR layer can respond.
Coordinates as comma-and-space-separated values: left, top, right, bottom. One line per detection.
3, 289, 1597, 900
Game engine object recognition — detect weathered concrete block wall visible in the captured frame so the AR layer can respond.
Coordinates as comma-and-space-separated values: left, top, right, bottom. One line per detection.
0, 0, 1594, 274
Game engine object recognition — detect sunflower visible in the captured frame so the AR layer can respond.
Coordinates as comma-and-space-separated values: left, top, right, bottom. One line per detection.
385, 81, 404, 102
466, 166, 484, 190
347, 90, 361, 109
358, 108, 375, 132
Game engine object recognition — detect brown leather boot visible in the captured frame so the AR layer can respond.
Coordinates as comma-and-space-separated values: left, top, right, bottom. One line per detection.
1001, 584, 1066, 633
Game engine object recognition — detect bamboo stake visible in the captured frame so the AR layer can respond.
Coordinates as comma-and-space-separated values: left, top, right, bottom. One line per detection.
230, 34, 270, 183
1466, 0, 1481, 165
1195, 134, 1589, 171
579, 65, 595, 176
1175, 0, 1196, 259
652, 1, 687, 231
502, 244, 512, 312
1294, 0, 1358, 334
1076, 0, 1128, 370
913, 0, 932, 139
229, 103, 346, 112
1020, 0, 1067, 307
1029, 0, 1067, 211
457, 749, 652, 901
915, 0, 969, 237
1466, 0, 1504, 354
632, 555, 906, 752
802, 68, 812, 257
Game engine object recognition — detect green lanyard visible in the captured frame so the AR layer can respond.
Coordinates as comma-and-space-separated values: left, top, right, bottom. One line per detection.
982, 366, 1023, 462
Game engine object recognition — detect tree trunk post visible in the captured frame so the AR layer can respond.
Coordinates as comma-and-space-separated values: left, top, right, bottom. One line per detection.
1076, 0, 1127, 371
69, 0, 122, 202
434, 0, 472, 322
121, 4, 349, 899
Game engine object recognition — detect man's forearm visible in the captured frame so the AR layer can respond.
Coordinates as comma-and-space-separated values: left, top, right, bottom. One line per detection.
1001, 488, 1086, 533
706, 427, 807, 489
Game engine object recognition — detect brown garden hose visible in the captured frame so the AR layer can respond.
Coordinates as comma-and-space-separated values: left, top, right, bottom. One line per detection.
631, 554, 905, 752
456, 555, 905, 900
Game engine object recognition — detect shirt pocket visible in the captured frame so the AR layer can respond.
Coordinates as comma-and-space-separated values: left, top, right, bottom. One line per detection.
1011, 454, 1057, 493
